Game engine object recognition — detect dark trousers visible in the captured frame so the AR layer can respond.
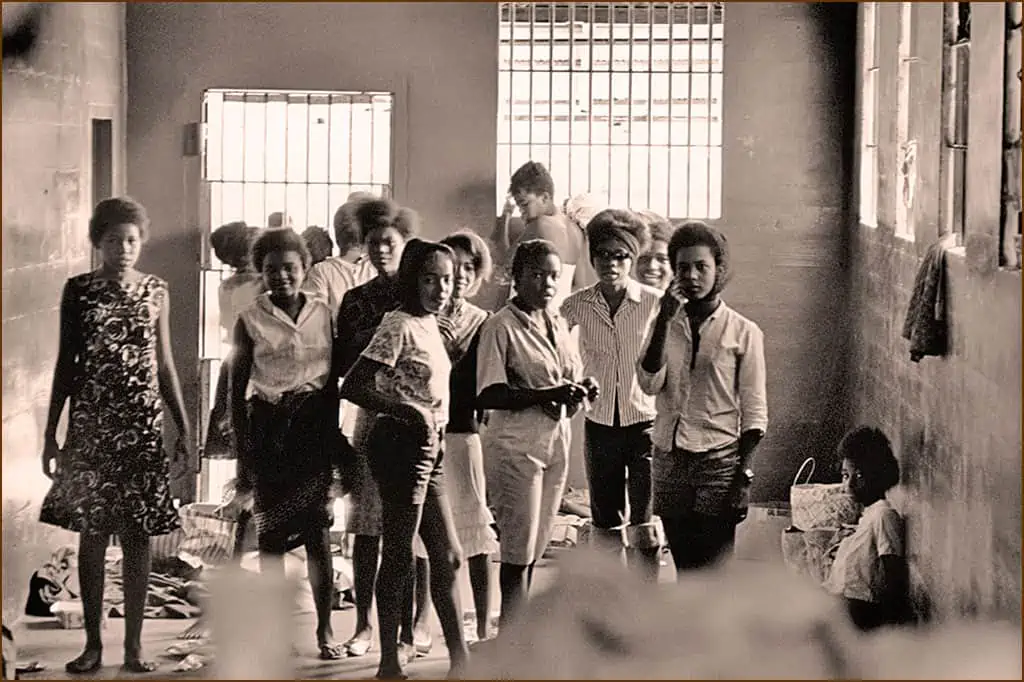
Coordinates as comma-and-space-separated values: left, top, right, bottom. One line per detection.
652, 443, 741, 572
583, 419, 654, 534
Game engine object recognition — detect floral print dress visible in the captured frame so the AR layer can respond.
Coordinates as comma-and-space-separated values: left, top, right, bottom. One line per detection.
42, 272, 180, 537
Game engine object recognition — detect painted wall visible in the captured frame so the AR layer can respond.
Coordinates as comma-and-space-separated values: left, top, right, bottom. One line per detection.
719, 3, 857, 500
1, 2, 127, 621
849, 2, 1021, 622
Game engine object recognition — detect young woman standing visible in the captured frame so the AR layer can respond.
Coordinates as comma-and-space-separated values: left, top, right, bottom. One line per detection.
438, 231, 498, 643
476, 239, 598, 627
342, 239, 469, 679
228, 228, 344, 660
40, 197, 192, 675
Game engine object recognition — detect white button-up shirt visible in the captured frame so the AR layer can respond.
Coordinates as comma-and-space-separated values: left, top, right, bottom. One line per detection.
561, 278, 661, 427
636, 301, 768, 452
238, 293, 334, 404
303, 256, 376, 319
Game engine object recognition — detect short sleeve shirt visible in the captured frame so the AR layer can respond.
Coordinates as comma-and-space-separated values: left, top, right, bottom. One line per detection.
360, 310, 452, 429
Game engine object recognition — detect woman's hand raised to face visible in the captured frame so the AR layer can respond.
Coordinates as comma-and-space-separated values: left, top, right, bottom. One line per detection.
657, 288, 682, 321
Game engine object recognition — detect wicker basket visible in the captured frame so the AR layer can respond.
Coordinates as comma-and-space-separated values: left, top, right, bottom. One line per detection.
789, 458, 861, 531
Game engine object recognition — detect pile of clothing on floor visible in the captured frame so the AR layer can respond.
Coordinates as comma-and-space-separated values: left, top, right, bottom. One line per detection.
24, 503, 356, 627
23, 545, 204, 621
545, 487, 593, 553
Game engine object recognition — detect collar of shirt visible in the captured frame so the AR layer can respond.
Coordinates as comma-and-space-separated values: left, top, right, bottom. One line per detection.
580, 277, 644, 310
673, 298, 726, 336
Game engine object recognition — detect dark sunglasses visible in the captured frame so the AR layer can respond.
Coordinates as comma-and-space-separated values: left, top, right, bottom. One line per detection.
594, 249, 632, 263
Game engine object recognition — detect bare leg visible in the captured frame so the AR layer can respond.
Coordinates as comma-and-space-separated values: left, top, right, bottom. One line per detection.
417, 493, 468, 677
306, 527, 343, 658
376, 501, 422, 679
120, 532, 157, 673
347, 534, 380, 654
65, 533, 107, 674
467, 554, 492, 641
412, 557, 433, 652
497, 563, 528, 630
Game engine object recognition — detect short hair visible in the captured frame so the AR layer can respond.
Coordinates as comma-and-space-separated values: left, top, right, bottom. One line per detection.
267, 211, 291, 229
511, 238, 561, 282
636, 210, 677, 245
837, 426, 901, 493
302, 225, 334, 265
441, 230, 494, 297
251, 227, 312, 272
210, 221, 255, 269
356, 199, 420, 242
395, 238, 455, 312
586, 209, 651, 258
332, 194, 376, 251
509, 161, 555, 197
667, 220, 730, 280
88, 197, 150, 247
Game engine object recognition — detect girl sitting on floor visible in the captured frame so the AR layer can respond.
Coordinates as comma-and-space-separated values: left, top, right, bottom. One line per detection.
824, 426, 911, 632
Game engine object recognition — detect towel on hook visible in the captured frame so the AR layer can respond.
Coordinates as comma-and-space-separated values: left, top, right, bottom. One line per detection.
902, 235, 954, 362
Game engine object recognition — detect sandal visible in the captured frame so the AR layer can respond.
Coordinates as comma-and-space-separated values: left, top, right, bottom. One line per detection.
318, 643, 346, 661
413, 634, 432, 656
397, 642, 416, 666
374, 667, 409, 680
344, 636, 373, 657
121, 658, 159, 674
65, 650, 103, 675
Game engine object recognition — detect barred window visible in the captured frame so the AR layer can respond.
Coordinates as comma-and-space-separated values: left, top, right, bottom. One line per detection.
497, 2, 724, 219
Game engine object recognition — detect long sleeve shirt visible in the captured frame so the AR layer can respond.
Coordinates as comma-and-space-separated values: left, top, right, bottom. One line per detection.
636, 301, 768, 452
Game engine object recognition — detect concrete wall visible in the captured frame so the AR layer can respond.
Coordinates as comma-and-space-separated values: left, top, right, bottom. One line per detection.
849, 2, 1021, 622
720, 3, 857, 500
125, 2, 856, 504
1, 2, 127, 621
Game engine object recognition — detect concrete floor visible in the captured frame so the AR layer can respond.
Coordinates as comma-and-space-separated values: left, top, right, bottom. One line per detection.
11, 556, 570, 680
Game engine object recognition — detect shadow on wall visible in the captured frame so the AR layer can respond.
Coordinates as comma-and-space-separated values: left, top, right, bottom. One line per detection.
2, 3, 44, 64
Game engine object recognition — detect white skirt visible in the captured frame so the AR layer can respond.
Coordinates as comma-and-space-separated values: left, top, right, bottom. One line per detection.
414, 432, 497, 559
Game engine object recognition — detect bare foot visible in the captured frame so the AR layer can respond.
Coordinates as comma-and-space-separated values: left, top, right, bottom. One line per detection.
343, 627, 374, 657
177, 619, 211, 641
65, 648, 103, 675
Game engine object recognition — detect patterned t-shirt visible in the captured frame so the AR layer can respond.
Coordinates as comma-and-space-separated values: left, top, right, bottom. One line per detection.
360, 310, 452, 430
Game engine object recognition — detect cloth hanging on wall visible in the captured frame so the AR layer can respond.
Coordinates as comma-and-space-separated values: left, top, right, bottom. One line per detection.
901, 234, 955, 363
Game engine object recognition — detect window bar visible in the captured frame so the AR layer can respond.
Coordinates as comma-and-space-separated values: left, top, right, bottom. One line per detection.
508, 4, 515, 186
548, 2, 555, 172
666, 3, 674, 217
626, 3, 634, 206
241, 93, 250, 235
607, 4, 614, 202
282, 95, 291, 225
369, 95, 377, 201
327, 95, 334, 222
646, 3, 655, 211
587, 2, 595, 192
260, 94, 268, 225
304, 94, 312, 229
221, 97, 226, 234
347, 94, 355, 196
685, 3, 695, 217
532, 4, 540, 164
706, 2, 713, 216
567, 2, 575, 198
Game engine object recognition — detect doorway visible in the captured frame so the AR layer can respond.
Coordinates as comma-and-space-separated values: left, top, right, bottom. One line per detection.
197, 88, 394, 502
